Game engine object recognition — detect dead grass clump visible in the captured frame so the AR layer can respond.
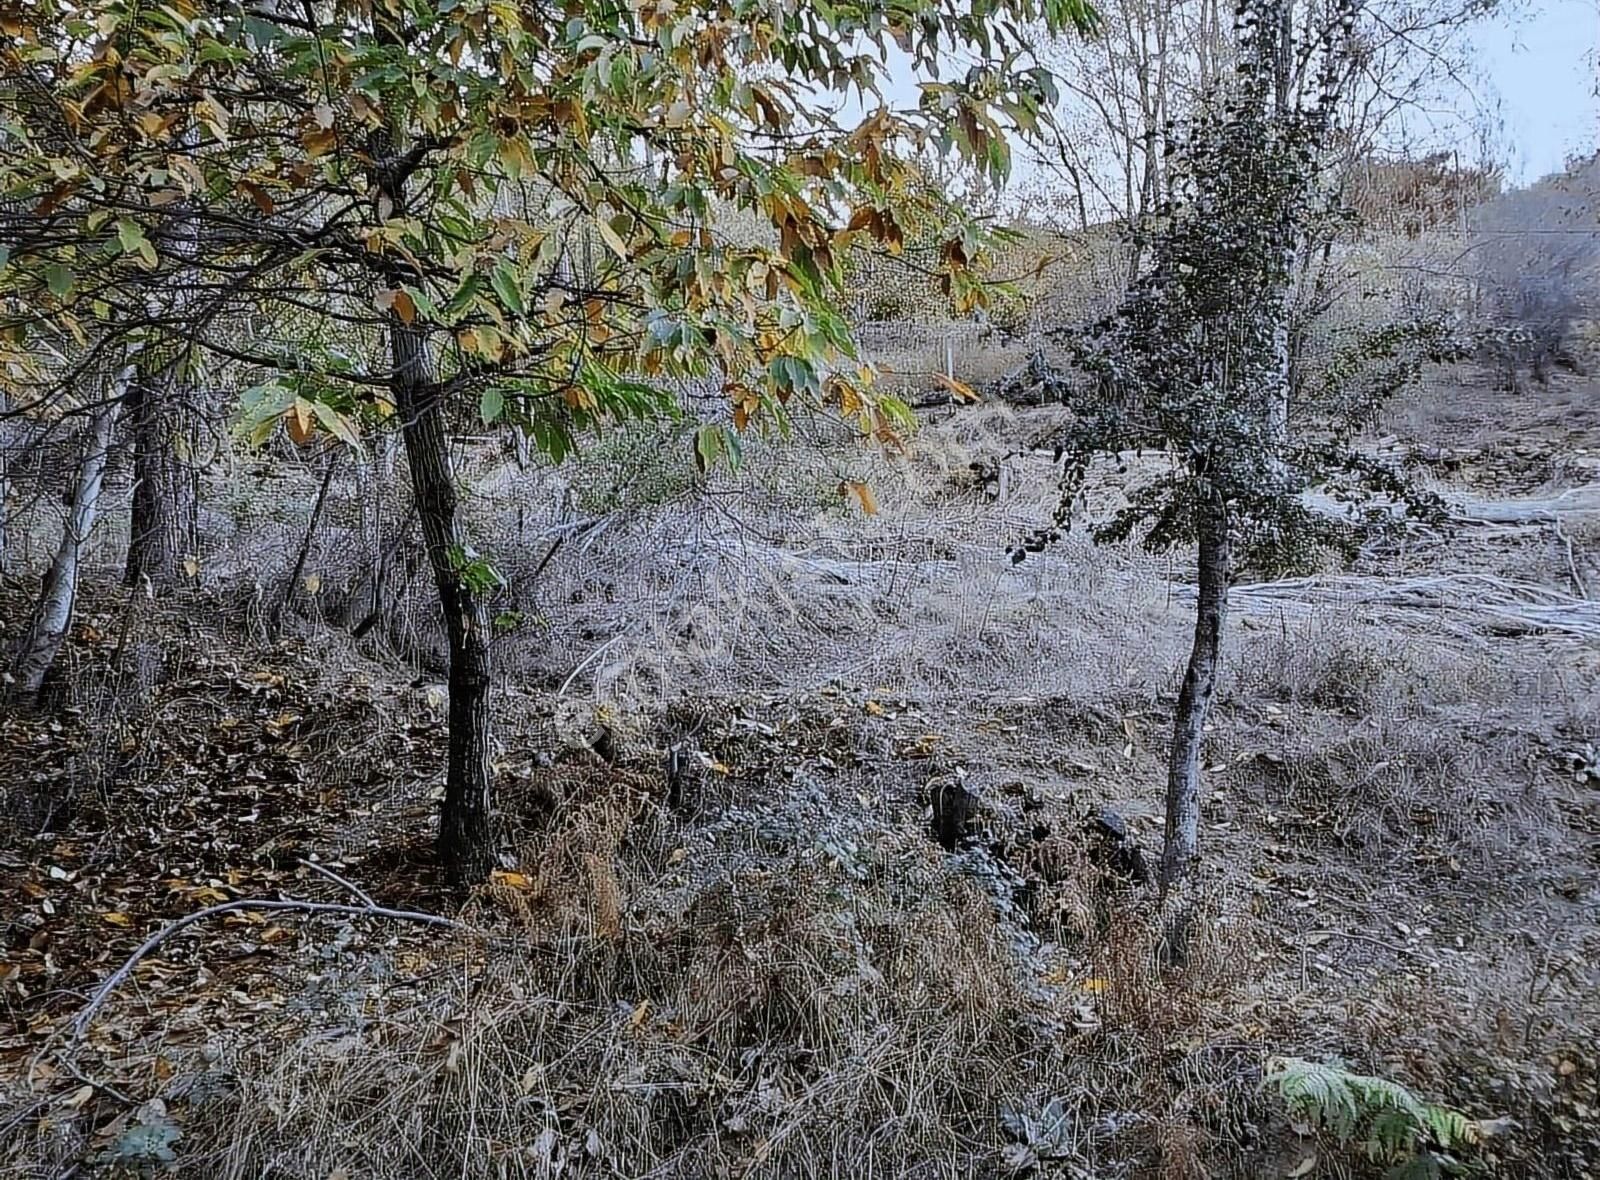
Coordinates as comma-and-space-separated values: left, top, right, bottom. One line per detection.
1265, 711, 1548, 868
99, 785, 1102, 1178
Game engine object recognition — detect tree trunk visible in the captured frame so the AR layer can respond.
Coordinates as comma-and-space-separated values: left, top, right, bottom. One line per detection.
391, 315, 496, 885
0, 386, 10, 577
1158, 488, 1230, 960
10, 393, 121, 703
367, 7, 493, 883
124, 370, 197, 587
127, 122, 202, 590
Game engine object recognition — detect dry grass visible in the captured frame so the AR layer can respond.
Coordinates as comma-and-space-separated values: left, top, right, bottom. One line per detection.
6, 344, 1600, 1179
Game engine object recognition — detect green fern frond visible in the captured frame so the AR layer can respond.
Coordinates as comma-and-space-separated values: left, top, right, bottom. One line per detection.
1263, 1056, 1487, 1176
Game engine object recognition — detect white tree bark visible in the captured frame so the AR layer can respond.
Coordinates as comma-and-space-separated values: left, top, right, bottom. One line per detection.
10, 378, 125, 701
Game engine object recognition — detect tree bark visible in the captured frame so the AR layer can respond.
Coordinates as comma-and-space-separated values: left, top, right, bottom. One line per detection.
126, 123, 201, 590
0, 386, 10, 577
1158, 487, 1230, 959
124, 369, 197, 587
391, 320, 497, 884
10, 391, 121, 703
365, 8, 493, 883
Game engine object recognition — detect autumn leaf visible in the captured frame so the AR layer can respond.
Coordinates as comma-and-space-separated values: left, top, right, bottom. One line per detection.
239, 180, 275, 216
286, 399, 315, 445
933, 373, 980, 403
375, 288, 416, 323
840, 480, 878, 515
100, 911, 133, 927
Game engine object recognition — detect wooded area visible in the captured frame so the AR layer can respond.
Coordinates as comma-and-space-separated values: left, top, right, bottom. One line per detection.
2, 0, 1597, 1175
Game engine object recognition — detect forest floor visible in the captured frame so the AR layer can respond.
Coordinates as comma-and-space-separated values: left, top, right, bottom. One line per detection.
2, 361, 1599, 1179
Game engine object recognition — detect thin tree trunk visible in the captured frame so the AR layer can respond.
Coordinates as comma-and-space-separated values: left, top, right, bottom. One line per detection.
10, 393, 121, 703
368, 11, 493, 884
391, 319, 497, 884
124, 370, 197, 587
1158, 488, 1230, 959
270, 451, 339, 636
0, 386, 9, 577
126, 125, 201, 590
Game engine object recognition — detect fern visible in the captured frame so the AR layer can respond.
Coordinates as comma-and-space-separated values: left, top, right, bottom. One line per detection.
1264, 1057, 1488, 1176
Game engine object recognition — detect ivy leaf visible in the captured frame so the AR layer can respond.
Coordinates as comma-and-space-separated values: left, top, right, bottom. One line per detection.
116, 218, 148, 255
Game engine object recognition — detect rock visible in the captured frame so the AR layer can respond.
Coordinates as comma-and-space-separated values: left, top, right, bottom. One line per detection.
930, 778, 979, 851
1086, 806, 1150, 885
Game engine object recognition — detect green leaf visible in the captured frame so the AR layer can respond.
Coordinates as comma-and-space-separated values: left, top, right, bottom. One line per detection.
311, 399, 362, 448
480, 386, 504, 424
491, 261, 524, 315
46, 264, 74, 297
116, 218, 148, 255
693, 423, 742, 474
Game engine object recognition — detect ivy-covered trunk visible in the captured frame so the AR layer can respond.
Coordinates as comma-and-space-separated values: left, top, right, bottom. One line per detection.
1159, 487, 1229, 947
124, 371, 196, 587
390, 318, 496, 884
11, 389, 121, 702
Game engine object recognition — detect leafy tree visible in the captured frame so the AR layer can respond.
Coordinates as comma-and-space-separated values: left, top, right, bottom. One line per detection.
1, 0, 1094, 881
1018, 0, 1457, 951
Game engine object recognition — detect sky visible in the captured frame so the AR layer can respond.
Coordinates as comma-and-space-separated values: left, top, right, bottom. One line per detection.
1474, 0, 1598, 184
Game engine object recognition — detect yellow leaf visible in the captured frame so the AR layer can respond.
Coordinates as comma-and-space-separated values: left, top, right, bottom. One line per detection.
490, 869, 533, 891
595, 218, 629, 260
933, 372, 979, 403
303, 573, 322, 595
1080, 978, 1110, 993
100, 911, 132, 927
628, 999, 651, 1030
863, 700, 884, 716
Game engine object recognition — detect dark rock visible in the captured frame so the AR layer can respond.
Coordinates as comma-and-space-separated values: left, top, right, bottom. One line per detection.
931, 779, 978, 851
1086, 806, 1150, 885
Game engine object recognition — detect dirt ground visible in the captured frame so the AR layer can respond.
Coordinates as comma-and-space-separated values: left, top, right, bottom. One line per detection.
3, 361, 1598, 1178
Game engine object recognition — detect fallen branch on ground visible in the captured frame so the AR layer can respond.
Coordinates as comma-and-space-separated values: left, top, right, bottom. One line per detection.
1187, 572, 1600, 641
63, 894, 469, 1048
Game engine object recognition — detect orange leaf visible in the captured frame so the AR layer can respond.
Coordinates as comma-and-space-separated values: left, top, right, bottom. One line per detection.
933, 373, 979, 403
286, 400, 315, 445
490, 869, 533, 891
239, 179, 275, 216
841, 480, 878, 516
376, 288, 415, 323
